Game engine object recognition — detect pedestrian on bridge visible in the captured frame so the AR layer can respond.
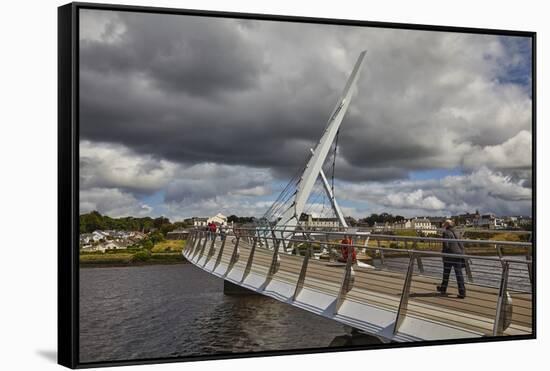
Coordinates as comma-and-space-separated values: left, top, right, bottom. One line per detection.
339, 235, 357, 263
437, 219, 466, 299
207, 222, 217, 241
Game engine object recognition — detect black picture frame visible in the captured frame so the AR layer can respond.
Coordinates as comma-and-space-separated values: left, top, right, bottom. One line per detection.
58, 2, 536, 368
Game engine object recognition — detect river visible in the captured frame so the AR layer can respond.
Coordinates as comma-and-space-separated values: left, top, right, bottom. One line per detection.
79, 264, 354, 363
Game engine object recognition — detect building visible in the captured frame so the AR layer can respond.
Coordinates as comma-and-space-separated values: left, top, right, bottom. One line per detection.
475, 213, 505, 229
410, 217, 434, 229
392, 219, 411, 230
455, 210, 481, 227
298, 214, 340, 230
392, 217, 437, 235
131, 231, 146, 240
92, 230, 109, 241
373, 222, 391, 233
192, 217, 208, 227
309, 217, 339, 229
82, 240, 129, 253
79, 233, 93, 244
208, 213, 228, 226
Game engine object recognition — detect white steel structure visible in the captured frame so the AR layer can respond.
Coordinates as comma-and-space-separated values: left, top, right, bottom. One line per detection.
273, 51, 366, 235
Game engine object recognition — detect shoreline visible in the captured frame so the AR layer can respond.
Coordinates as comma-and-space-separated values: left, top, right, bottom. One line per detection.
79, 259, 189, 268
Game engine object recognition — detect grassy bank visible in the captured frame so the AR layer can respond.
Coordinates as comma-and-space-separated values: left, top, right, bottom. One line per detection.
80, 240, 188, 267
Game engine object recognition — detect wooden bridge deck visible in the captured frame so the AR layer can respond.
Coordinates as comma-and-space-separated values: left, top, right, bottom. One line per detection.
186, 237, 532, 342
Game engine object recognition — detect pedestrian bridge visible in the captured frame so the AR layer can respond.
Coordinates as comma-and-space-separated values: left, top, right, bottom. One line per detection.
182, 228, 532, 343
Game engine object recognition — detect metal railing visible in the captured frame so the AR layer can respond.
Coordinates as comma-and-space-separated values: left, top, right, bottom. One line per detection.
184, 226, 532, 337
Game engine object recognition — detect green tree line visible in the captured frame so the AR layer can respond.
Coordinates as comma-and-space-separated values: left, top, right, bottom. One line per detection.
79, 211, 187, 235
359, 213, 406, 226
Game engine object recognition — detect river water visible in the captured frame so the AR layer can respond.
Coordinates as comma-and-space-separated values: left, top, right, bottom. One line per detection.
79, 264, 352, 364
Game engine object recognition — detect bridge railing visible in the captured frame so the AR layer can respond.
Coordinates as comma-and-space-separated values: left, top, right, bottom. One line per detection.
188, 226, 532, 288
185, 227, 532, 336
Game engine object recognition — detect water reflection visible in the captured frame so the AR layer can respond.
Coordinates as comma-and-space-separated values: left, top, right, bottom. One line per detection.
80, 264, 361, 363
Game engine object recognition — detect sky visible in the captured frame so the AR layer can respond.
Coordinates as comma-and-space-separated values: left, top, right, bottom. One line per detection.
79, 9, 533, 220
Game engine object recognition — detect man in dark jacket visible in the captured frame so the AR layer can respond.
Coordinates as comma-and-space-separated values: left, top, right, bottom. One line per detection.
437, 219, 466, 298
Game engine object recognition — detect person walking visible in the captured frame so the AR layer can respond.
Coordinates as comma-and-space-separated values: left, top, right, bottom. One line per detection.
437, 219, 466, 298
209, 222, 217, 241
339, 235, 356, 263
206, 222, 212, 241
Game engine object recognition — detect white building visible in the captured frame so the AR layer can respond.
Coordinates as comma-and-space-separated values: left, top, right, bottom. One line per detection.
298, 214, 340, 229
392, 218, 437, 235
85, 240, 129, 253
208, 213, 228, 226
92, 230, 109, 241
373, 222, 391, 232
192, 217, 208, 227
476, 213, 505, 229
79, 233, 93, 244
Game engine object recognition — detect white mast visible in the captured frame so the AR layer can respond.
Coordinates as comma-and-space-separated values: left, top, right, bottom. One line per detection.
311, 148, 348, 228
275, 51, 366, 235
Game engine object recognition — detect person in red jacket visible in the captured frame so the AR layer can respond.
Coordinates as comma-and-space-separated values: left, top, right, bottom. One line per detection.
339, 235, 356, 263
209, 222, 217, 239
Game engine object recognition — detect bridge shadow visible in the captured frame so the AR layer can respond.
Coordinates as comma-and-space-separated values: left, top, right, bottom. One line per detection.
328, 328, 384, 347
409, 292, 445, 298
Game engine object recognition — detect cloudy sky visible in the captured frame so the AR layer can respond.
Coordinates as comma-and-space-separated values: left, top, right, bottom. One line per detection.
79, 9, 532, 220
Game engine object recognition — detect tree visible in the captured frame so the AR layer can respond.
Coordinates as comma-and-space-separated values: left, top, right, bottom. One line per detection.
153, 216, 171, 229
359, 213, 405, 226
149, 231, 165, 244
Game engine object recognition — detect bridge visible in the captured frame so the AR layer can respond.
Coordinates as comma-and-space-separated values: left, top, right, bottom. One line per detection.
181, 51, 532, 343
183, 228, 532, 343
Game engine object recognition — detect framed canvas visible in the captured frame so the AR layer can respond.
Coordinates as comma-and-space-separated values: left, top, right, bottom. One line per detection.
58, 2, 536, 368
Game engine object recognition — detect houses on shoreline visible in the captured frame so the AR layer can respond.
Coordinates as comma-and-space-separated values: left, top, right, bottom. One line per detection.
79, 230, 146, 252
371, 212, 532, 234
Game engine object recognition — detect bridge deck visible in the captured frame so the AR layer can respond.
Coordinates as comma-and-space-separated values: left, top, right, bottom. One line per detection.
186, 236, 532, 342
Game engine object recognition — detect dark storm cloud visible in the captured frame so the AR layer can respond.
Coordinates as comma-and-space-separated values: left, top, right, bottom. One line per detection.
80, 12, 266, 98
79, 10, 532, 188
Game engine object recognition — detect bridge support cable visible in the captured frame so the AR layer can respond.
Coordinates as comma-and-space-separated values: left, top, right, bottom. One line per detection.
309, 148, 348, 228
